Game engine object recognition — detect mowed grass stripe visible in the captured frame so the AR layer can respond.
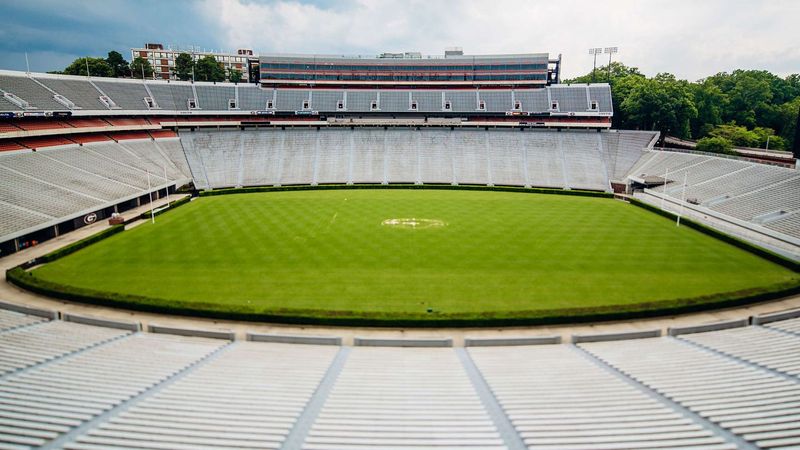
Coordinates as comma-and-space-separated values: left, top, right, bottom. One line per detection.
32, 189, 799, 319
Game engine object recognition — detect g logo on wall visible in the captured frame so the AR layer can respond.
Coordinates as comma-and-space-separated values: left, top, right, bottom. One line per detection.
83, 213, 98, 225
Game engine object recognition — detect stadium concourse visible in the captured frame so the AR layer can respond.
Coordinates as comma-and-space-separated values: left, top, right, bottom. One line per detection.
1, 57, 800, 450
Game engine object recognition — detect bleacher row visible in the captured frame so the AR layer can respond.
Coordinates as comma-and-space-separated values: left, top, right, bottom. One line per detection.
0, 71, 613, 114
0, 305, 799, 449
0, 137, 191, 241
181, 128, 657, 192
629, 150, 800, 240
0, 129, 179, 153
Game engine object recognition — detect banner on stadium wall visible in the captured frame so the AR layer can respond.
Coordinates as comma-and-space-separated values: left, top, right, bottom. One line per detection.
73, 211, 105, 229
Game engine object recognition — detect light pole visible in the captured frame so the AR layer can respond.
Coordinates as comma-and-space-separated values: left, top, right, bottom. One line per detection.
588, 48, 602, 83
604, 47, 618, 81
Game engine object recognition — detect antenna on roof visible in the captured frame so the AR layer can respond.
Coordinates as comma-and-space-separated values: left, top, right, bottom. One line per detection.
85, 57, 90, 78
24, 52, 30, 75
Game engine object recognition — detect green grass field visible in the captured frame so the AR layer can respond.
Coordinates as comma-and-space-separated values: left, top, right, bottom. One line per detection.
30, 189, 800, 323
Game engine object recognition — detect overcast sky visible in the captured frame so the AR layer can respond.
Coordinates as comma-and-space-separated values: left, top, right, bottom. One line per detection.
0, 0, 798, 81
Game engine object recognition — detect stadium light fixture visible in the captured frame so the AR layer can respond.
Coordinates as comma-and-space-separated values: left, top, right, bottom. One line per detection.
588, 48, 603, 82
604, 47, 619, 81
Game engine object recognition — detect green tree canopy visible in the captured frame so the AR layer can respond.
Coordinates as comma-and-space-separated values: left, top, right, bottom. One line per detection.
194, 55, 225, 82
695, 136, 733, 155
173, 53, 195, 81
690, 80, 726, 137
708, 124, 760, 147
130, 56, 154, 79
565, 63, 799, 147
106, 51, 129, 78
752, 127, 786, 150
776, 97, 800, 150
228, 68, 242, 83
63, 57, 113, 77
619, 73, 697, 138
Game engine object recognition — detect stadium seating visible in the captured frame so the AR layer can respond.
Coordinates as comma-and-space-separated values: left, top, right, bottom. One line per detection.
305, 347, 505, 449
13, 120, 71, 132
146, 83, 193, 111
18, 136, 74, 148
680, 325, 800, 377
0, 74, 67, 110
69, 134, 112, 144
0, 123, 20, 133
581, 334, 800, 449
196, 84, 235, 110
238, 85, 272, 110
1, 329, 224, 448
33, 77, 110, 110
64, 118, 110, 128
0, 138, 191, 242
104, 118, 150, 127
91, 79, 150, 110
470, 344, 734, 449
0, 71, 614, 115
0, 308, 47, 332
0, 141, 24, 152
68, 341, 338, 450
550, 84, 592, 112
629, 150, 800, 239
0, 305, 798, 448
0, 320, 128, 376
181, 128, 656, 192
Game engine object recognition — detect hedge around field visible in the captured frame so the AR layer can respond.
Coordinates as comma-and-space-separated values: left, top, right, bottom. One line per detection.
33, 225, 125, 266
198, 183, 614, 199
7, 264, 800, 327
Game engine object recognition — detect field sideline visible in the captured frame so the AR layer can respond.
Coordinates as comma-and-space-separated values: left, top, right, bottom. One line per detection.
29, 189, 800, 323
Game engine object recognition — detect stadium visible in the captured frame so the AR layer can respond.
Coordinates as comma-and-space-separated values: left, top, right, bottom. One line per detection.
0, 39, 799, 450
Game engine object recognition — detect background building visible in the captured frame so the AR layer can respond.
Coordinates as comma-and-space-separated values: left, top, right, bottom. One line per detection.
259, 48, 561, 88
131, 43, 255, 82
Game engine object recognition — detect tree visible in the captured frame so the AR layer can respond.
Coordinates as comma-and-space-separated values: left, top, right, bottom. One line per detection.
194, 55, 225, 82
619, 73, 697, 138
777, 97, 800, 150
228, 68, 242, 83
706, 70, 774, 128
130, 56, 154, 79
695, 136, 733, 154
690, 80, 726, 138
106, 51, 129, 78
565, 61, 799, 145
173, 53, 195, 81
752, 127, 786, 150
63, 57, 113, 77
708, 124, 760, 147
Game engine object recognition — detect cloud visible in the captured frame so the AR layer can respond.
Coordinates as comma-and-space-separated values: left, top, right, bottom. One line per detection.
197, 0, 800, 81
0, 0, 797, 80
0, 0, 218, 71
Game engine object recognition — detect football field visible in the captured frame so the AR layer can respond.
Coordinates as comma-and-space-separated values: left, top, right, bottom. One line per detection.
30, 189, 800, 323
